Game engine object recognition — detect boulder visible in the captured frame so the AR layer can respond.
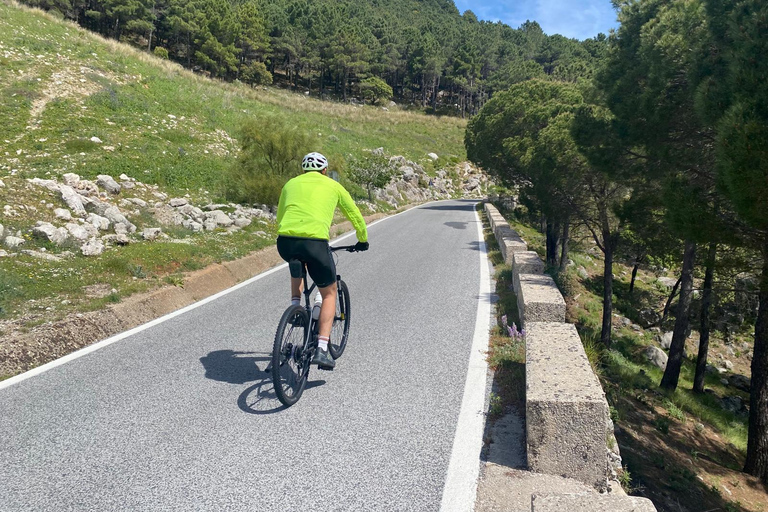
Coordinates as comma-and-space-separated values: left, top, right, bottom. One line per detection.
32, 222, 69, 246
657, 277, 678, 288
660, 331, 674, 350
169, 198, 189, 207
234, 218, 251, 228
104, 206, 136, 232
86, 213, 110, 231
0, 223, 3, 239
96, 175, 121, 194
59, 185, 87, 216
101, 234, 131, 245
729, 374, 751, 392
644, 345, 668, 370
65, 222, 91, 241
81, 239, 105, 256
207, 210, 234, 227
4, 236, 25, 248
62, 173, 80, 186
20, 249, 62, 262
182, 219, 204, 232
127, 198, 147, 208
54, 208, 72, 221
142, 228, 163, 241
427, 152, 438, 160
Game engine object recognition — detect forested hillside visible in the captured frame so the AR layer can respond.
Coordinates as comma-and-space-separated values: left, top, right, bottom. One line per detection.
466, 0, 768, 497
20, 0, 606, 115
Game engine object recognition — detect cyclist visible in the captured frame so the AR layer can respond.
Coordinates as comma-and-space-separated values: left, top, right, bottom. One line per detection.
276, 152, 369, 370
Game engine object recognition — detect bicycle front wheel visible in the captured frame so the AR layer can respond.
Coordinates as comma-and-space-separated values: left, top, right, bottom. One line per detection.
272, 305, 311, 407
329, 279, 351, 359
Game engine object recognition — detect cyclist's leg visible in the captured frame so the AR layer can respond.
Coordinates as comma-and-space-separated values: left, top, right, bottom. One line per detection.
277, 236, 305, 304
317, 282, 337, 339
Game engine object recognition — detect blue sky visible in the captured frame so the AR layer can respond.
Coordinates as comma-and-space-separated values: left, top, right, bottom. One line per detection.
452, 0, 619, 40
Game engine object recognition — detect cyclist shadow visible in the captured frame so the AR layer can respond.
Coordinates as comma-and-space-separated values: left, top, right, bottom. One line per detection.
199, 349, 325, 414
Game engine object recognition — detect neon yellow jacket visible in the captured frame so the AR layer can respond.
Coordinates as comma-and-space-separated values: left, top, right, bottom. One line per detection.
276, 172, 368, 242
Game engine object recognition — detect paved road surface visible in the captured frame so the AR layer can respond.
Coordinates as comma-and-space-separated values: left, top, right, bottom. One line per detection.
0, 199, 491, 511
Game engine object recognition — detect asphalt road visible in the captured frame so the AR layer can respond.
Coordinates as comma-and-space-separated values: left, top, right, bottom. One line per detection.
0, 199, 491, 511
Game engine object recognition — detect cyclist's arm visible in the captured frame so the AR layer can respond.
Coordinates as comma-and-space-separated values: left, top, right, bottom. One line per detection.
337, 185, 368, 242
276, 186, 287, 227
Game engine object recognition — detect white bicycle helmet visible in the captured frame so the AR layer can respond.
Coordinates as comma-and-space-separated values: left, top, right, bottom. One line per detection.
301, 152, 328, 171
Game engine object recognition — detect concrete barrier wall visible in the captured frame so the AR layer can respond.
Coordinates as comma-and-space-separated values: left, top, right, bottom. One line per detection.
515, 274, 566, 325
532, 493, 657, 512
483, 202, 648, 506
525, 322, 608, 490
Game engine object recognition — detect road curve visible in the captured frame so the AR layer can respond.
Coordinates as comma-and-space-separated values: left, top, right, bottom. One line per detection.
0, 199, 491, 511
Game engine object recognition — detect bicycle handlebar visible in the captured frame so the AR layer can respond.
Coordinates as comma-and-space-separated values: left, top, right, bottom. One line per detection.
331, 245, 359, 252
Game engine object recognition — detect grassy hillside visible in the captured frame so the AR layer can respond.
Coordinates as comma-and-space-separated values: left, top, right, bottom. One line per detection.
0, 0, 468, 343
0, 1, 466, 194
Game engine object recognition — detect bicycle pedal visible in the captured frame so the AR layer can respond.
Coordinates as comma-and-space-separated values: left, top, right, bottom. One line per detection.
317, 365, 334, 371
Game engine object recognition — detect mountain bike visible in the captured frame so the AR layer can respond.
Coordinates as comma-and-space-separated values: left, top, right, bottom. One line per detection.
270, 245, 356, 407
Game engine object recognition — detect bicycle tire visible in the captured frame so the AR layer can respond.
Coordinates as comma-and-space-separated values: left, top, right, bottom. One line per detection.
329, 279, 351, 359
272, 305, 311, 407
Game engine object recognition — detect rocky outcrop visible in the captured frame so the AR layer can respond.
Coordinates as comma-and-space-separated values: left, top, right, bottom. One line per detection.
23, 173, 276, 258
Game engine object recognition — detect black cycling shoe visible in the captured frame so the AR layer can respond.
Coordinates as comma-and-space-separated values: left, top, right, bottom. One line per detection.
311, 346, 335, 370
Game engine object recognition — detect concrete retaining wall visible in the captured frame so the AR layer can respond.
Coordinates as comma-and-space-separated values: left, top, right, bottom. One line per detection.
484, 202, 652, 508
532, 493, 657, 511
525, 322, 608, 489
515, 274, 566, 325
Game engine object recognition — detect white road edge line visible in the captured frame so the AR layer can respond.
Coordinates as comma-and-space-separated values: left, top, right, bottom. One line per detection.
440, 205, 491, 512
0, 201, 447, 391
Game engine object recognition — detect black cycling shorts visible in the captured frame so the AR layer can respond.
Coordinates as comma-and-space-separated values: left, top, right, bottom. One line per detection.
276, 236, 337, 288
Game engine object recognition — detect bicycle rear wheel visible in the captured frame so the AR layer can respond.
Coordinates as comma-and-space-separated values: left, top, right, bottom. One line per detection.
329, 279, 350, 359
272, 305, 311, 406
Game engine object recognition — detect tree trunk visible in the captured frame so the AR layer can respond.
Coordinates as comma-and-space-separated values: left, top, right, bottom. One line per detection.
559, 216, 570, 272
545, 219, 559, 267
629, 262, 640, 295
694, 242, 717, 393
601, 231, 615, 348
661, 240, 697, 390
745, 241, 768, 483
661, 276, 682, 326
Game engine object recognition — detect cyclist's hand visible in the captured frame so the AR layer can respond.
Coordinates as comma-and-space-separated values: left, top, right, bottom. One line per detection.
354, 241, 369, 252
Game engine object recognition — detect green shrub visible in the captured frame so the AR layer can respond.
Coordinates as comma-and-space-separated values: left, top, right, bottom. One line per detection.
241, 61, 273, 86
226, 116, 311, 206
153, 46, 169, 59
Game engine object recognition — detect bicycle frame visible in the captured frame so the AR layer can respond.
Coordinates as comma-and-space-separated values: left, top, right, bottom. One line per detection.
292, 244, 357, 348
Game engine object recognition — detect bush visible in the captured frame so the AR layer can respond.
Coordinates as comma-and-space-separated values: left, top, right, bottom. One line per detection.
355, 77, 393, 105
153, 46, 169, 60
347, 151, 394, 201
226, 116, 310, 206
241, 61, 273, 86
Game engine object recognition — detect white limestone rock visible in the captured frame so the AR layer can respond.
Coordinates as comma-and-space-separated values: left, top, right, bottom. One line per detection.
65, 222, 91, 241
234, 218, 251, 228
33, 222, 69, 245
86, 213, 110, 231
54, 208, 72, 221
182, 219, 203, 232
81, 238, 105, 256
207, 210, 234, 227
21, 249, 62, 262
59, 185, 87, 216
142, 228, 163, 240
169, 198, 189, 207
96, 175, 121, 194
645, 345, 668, 370
4, 236, 25, 248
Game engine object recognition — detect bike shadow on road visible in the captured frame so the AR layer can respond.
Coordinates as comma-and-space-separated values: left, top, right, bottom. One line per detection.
199, 349, 326, 414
